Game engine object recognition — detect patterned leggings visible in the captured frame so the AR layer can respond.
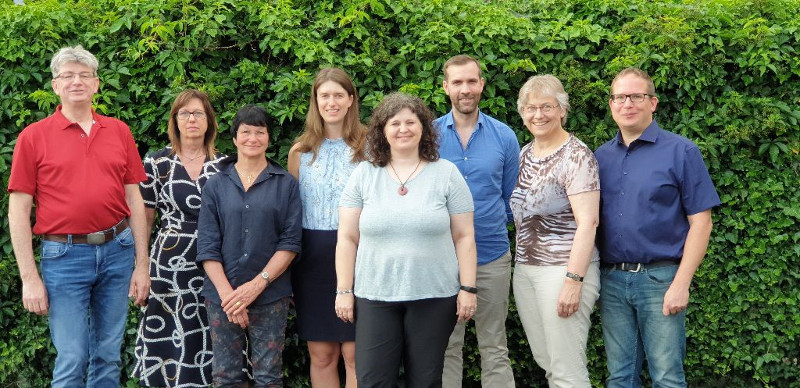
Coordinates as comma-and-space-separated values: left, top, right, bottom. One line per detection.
206, 297, 289, 388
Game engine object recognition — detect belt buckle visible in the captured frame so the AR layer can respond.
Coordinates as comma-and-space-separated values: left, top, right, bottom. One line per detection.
619, 262, 643, 272
86, 232, 106, 245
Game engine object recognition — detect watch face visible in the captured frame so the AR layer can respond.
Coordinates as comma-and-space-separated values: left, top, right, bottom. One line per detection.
261, 272, 270, 280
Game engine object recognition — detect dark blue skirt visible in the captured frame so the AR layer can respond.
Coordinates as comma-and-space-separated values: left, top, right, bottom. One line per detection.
291, 229, 356, 342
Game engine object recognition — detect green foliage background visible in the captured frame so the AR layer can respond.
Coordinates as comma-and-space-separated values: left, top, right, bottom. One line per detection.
1, 0, 799, 386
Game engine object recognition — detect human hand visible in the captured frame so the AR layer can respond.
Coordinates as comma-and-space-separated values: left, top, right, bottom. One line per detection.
662, 284, 690, 316
22, 277, 49, 315
129, 265, 150, 307
222, 278, 265, 315
335, 293, 355, 323
557, 279, 583, 318
456, 290, 477, 323
227, 309, 250, 329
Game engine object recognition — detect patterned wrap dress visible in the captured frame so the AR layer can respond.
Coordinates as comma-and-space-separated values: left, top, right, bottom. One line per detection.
133, 147, 224, 387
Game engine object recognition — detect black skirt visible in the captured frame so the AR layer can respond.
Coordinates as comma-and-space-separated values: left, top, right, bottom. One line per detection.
292, 229, 356, 342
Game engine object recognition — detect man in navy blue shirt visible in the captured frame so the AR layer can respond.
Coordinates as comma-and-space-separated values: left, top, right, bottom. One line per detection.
595, 68, 720, 387
435, 55, 518, 388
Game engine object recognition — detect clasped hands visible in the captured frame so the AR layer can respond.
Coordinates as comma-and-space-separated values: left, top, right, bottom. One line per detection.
220, 277, 267, 329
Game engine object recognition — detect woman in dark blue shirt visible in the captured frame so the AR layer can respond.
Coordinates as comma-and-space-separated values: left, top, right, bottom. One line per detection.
197, 105, 302, 387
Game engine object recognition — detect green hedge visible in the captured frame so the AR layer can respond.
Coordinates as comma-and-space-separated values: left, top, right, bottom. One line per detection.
1, 0, 798, 386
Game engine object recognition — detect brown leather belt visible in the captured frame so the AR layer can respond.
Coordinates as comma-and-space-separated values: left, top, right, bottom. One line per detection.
43, 219, 129, 245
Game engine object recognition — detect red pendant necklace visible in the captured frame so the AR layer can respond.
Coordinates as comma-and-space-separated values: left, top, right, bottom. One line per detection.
389, 160, 422, 196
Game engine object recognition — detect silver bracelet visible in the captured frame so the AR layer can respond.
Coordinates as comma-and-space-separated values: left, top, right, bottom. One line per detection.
335, 289, 354, 295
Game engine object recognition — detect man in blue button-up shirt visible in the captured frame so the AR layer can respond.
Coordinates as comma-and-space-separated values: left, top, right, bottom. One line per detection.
595, 68, 720, 387
435, 55, 519, 388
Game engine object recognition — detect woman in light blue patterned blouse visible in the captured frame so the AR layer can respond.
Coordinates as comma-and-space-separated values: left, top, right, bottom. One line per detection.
288, 68, 367, 388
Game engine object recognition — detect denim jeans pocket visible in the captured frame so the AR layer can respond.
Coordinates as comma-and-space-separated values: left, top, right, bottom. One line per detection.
41, 240, 69, 260
114, 227, 134, 247
645, 265, 678, 285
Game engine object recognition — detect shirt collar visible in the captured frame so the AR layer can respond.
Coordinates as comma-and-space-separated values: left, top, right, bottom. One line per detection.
615, 120, 661, 145
443, 109, 485, 132
54, 105, 105, 130
221, 155, 287, 178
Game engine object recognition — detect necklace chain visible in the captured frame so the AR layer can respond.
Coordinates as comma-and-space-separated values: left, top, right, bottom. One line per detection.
235, 165, 261, 185
181, 150, 205, 162
389, 160, 422, 195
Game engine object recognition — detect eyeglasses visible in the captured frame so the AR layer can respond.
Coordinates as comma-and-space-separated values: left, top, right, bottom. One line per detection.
55, 72, 96, 81
176, 111, 207, 121
610, 93, 652, 104
522, 104, 558, 114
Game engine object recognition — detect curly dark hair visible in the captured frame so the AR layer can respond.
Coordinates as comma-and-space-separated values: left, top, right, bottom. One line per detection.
366, 92, 439, 167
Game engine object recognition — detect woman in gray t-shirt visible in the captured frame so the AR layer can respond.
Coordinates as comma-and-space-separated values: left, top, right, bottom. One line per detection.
335, 92, 477, 386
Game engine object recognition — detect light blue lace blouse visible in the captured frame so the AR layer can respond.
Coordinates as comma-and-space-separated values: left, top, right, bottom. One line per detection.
298, 138, 357, 230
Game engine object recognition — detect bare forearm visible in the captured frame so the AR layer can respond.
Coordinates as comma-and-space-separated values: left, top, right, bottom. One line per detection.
673, 217, 713, 289
9, 194, 37, 282
335, 239, 357, 290
454, 236, 477, 287
202, 260, 233, 294
259, 250, 296, 282
566, 224, 597, 276
125, 186, 149, 268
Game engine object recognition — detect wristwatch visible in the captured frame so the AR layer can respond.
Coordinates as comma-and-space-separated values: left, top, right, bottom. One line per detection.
565, 272, 584, 282
260, 271, 271, 286
459, 285, 478, 294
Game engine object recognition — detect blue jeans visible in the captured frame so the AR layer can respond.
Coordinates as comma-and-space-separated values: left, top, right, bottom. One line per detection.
40, 227, 135, 388
600, 264, 687, 388
206, 298, 289, 388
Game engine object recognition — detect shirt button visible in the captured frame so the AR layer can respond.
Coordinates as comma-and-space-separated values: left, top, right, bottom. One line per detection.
245, 229, 249, 233
245, 204, 250, 209
244, 253, 248, 257
80, 134, 85, 138
464, 176, 468, 179
619, 213, 623, 216
623, 172, 628, 175
621, 192, 624, 196
464, 157, 468, 160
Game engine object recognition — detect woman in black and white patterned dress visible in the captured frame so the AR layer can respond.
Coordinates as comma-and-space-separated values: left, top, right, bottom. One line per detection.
133, 89, 225, 387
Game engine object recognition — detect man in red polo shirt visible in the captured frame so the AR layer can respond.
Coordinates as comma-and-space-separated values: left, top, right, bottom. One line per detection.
8, 45, 150, 387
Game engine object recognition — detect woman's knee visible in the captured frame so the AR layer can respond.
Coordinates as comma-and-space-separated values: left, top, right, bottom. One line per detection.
308, 341, 341, 367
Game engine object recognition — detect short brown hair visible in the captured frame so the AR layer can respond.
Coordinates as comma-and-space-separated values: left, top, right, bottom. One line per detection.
167, 89, 218, 158
443, 54, 482, 80
611, 68, 657, 97
366, 92, 439, 167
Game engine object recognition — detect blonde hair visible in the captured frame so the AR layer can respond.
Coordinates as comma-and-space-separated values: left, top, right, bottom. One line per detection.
517, 74, 570, 126
611, 68, 657, 96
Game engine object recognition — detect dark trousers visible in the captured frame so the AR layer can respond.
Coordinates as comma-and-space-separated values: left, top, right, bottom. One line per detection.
355, 296, 458, 388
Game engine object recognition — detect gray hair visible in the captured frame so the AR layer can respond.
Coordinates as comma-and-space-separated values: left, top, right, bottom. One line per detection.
517, 74, 570, 126
50, 45, 99, 78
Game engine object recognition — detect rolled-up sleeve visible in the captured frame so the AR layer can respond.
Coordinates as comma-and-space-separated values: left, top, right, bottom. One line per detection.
197, 177, 223, 263
276, 178, 302, 254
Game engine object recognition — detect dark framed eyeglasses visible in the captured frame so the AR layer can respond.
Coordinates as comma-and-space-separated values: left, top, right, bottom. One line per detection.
609, 93, 653, 104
